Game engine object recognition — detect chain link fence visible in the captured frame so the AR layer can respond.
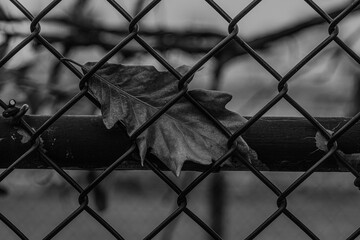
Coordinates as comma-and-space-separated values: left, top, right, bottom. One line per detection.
1, 0, 360, 239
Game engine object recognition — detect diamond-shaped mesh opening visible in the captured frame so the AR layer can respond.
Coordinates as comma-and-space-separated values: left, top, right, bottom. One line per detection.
50, 211, 119, 240
115, 0, 241, 90
208, 0, 338, 76
225, 171, 280, 239
217, 59, 280, 115
0, 169, 82, 239
254, 214, 314, 240
282, 39, 358, 117
285, 172, 360, 239
102, 171, 180, 238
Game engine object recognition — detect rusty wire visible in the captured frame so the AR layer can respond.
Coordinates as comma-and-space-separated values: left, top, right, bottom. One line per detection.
1, 0, 360, 239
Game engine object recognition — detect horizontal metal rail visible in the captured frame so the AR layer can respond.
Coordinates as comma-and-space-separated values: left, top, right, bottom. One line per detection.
1, 115, 358, 172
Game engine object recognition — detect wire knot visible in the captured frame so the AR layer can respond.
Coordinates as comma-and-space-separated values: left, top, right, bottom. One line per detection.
2, 99, 29, 125
354, 177, 360, 190
276, 197, 287, 209
177, 194, 188, 207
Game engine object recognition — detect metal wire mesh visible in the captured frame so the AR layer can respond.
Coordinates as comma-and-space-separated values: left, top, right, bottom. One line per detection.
1, 0, 360, 239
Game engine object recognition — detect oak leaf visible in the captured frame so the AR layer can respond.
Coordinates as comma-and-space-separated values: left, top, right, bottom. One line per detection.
83, 62, 256, 176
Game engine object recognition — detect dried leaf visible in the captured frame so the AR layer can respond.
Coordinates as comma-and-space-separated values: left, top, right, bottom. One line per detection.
315, 130, 334, 151
16, 128, 32, 144
315, 129, 360, 170
83, 62, 257, 176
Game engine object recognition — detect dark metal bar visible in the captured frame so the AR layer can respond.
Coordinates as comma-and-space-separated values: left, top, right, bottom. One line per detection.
1, 115, 359, 172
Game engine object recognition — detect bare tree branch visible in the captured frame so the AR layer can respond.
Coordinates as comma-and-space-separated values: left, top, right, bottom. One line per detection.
1, 4, 358, 60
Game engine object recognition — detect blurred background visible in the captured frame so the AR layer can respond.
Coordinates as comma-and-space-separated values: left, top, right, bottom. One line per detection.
1, 0, 360, 239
